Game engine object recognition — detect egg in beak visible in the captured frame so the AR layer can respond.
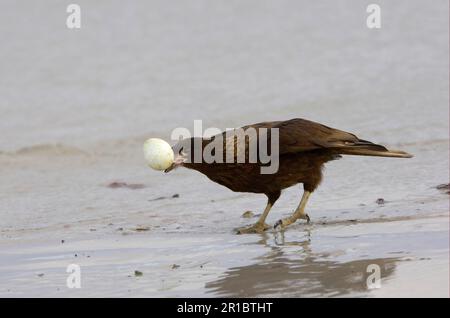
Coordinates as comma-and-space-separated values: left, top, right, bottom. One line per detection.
143, 138, 174, 171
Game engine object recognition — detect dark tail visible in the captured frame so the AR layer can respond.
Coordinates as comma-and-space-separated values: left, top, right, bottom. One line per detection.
337, 139, 413, 158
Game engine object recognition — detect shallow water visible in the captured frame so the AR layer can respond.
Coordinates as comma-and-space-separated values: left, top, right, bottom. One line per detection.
0, 0, 449, 297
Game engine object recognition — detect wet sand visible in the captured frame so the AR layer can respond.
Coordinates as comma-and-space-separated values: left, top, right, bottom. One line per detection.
0, 1, 449, 297
0, 141, 448, 297
0, 211, 448, 297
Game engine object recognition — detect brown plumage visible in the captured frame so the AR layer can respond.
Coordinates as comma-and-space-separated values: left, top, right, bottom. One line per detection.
166, 118, 412, 233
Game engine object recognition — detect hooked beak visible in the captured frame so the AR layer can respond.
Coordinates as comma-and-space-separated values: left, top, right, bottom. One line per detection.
164, 152, 187, 173
164, 163, 176, 173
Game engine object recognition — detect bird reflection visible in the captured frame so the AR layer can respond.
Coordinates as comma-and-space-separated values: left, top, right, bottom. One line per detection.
205, 230, 399, 297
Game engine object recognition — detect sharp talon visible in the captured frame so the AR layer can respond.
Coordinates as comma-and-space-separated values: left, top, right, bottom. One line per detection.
274, 220, 282, 229
306, 214, 310, 224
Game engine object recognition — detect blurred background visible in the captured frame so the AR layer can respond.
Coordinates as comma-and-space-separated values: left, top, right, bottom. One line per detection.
1, 0, 447, 149
0, 0, 448, 297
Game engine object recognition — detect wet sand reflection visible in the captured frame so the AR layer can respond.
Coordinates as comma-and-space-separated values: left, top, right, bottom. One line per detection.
206, 232, 399, 297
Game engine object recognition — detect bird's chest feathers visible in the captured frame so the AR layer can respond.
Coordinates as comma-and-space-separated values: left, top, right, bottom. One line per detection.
196, 163, 300, 193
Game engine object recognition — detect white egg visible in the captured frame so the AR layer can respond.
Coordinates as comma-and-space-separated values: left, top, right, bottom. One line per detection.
143, 138, 174, 171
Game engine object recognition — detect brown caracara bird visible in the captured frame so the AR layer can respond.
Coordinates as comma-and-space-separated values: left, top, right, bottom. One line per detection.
165, 118, 412, 234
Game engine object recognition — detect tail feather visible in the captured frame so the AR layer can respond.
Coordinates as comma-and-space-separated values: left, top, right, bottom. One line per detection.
337, 139, 413, 158
338, 148, 413, 158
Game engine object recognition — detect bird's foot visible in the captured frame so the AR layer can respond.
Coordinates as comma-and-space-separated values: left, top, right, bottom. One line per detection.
304, 214, 311, 224
236, 222, 271, 234
274, 214, 310, 230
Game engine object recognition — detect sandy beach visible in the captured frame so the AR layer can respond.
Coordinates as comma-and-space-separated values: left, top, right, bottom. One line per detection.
0, 0, 448, 297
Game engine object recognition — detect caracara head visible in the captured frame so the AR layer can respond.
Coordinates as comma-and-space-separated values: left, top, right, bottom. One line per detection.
163, 137, 202, 173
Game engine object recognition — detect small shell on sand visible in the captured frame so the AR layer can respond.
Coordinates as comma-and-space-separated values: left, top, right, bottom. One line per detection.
242, 211, 254, 218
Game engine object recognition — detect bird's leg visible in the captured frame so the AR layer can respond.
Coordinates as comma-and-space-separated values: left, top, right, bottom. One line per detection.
236, 200, 274, 234
274, 191, 311, 229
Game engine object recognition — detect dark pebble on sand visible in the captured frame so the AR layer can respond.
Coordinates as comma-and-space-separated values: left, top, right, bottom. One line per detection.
37, 273, 44, 277
135, 227, 150, 232
376, 198, 385, 205
108, 181, 127, 188
61, 240, 65, 244
171, 264, 180, 269
149, 194, 180, 201
149, 196, 166, 201
436, 184, 450, 194
134, 270, 143, 277
108, 182, 145, 190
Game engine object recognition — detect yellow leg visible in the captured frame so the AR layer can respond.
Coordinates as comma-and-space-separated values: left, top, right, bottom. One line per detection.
274, 191, 311, 229
236, 200, 274, 234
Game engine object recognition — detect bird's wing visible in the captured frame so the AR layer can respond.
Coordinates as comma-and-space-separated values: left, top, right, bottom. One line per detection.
240, 118, 388, 155
272, 118, 363, 154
